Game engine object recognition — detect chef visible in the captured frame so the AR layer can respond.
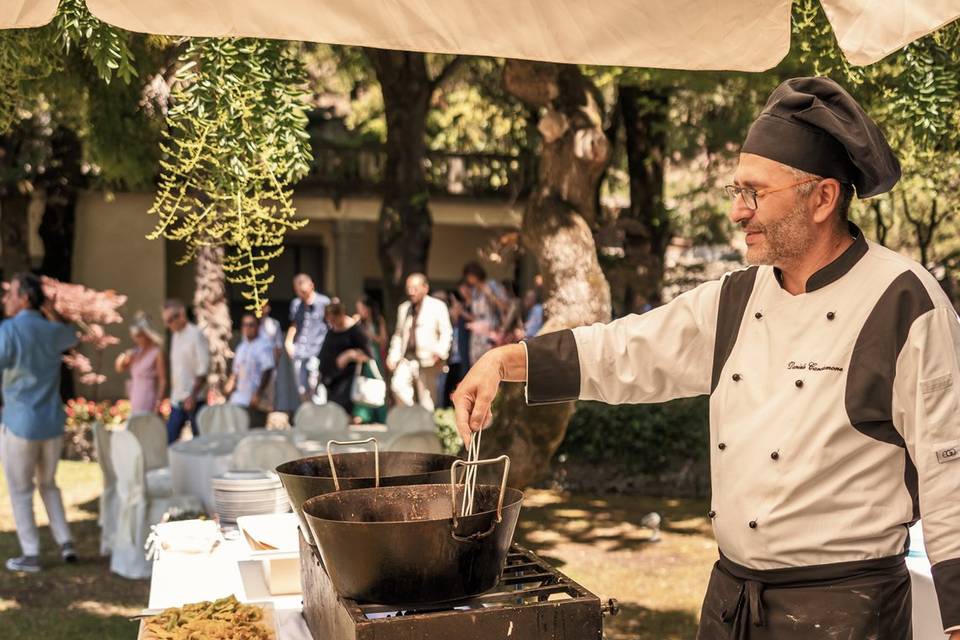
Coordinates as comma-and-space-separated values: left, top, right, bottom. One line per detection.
452, 77, 960, 639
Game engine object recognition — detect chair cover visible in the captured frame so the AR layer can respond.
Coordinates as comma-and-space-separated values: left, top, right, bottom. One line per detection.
126, 413, 169, 471
293, 402, 350, 435
386, 405, 435, 434
231, 433, 302, 472
196, 403, 250, 436
109, 430, 202, 579
92, 422, 117, 557
145, 467, 173, 498
387, 430, 444, 455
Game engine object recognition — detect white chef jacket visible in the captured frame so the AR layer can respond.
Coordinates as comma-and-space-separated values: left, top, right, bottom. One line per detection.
523, 225, 960, 632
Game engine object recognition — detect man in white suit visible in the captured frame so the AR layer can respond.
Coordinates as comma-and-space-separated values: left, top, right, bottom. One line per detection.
387, 273, 453, 411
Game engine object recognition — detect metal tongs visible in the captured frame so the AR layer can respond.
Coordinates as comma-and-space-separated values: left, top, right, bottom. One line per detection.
460, 427, 484, 517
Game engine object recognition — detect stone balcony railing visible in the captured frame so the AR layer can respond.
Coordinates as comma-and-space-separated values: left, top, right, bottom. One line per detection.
297, 142, 535, 201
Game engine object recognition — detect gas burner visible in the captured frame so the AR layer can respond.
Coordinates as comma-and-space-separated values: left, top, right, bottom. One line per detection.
301, 534, 617, 639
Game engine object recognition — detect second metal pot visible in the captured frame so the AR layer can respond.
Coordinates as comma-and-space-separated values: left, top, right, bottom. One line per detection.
276, 438, 459, 544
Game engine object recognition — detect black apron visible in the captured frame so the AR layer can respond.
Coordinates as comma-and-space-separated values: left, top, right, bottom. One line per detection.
697, 552, 912, 640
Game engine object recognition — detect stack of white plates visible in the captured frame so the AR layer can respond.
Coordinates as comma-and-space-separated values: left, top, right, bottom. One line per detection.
212, 471, 290, 524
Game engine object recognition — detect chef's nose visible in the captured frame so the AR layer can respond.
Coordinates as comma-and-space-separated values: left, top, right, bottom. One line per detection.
729, 201, 753, 225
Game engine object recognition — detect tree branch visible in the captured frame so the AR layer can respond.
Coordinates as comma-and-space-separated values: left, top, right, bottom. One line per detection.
430, 55, 466, 94
870, 199, 888, 246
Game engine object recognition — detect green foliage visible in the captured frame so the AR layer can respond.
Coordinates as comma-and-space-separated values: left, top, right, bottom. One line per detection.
433, 408, 465, 456
0, 27, 61, 132
0, 1, 161, 192
79, 35, 169, 189
0, 108, 56, 196
885, 27, 960, 151
428, 57, 529, 155
559, 398, 710, 474
787, 0, 864, 86
301, 44, 386, 143
54, 0, 136, 84
428, 83, 526, 154
149, 38, 312, 311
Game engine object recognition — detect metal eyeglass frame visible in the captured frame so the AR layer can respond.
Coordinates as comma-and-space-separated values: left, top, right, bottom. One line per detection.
722, 177, 820, 211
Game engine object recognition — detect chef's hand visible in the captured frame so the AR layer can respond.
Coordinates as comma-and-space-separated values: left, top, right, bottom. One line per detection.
452, 351, 502, 448
949, 630, 960, 640
452, 343, 528, 447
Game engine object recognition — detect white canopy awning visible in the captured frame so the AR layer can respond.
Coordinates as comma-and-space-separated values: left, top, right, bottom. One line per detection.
3, 0, 960, 71
2, 0, 58, 29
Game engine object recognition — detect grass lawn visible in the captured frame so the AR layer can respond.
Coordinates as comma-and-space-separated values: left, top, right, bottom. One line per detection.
0, 461, 715, 639
0, 461, 148, 639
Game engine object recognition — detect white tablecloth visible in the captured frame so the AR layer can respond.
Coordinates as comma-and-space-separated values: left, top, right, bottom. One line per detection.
148, 533, 311, 640
169, 428, 391, 513
169, 433, 248, 513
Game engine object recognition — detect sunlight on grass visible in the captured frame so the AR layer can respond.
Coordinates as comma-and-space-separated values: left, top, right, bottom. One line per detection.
0, 460, 148, 640
0, 598, 19, 611
518, 489, 716, 640
69, 600, 141, 617
522, 491, 566, 507
0, 460, 103, 532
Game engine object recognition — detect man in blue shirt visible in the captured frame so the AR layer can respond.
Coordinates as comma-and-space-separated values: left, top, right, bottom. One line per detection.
0, 273, 78, 572
284, 273, 330, 403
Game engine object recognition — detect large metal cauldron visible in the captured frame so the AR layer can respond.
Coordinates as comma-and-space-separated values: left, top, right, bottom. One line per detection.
302, 456, 523, 605
276, 438, 459, 544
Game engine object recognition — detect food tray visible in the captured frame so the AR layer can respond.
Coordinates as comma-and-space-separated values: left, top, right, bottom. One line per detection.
137, 600, 279, 639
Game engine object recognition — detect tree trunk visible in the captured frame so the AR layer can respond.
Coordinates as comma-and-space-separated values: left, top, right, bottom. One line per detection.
605, 84, 671, 316
0, 191, 31, 278
367, 50, 433, 321
481, 61, 611, 488
0, 124, 37, 279
38, 126, 83, 282
194, 245, 233, 397
40, 126, 83, 403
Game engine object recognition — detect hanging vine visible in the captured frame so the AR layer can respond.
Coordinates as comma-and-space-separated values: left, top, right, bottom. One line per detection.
148, 37, 312, 311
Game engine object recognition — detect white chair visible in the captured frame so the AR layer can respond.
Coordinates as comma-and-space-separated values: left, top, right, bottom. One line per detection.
92, 422, 117, 557
231, 433, 302, 472
387, 430, 444, 454
109, 430, 203, 579
125, 413, 174, 498
386, 405, 435, 434
293, 401, 350, 436
126, 414, 169, 471
196, 403, 250, 436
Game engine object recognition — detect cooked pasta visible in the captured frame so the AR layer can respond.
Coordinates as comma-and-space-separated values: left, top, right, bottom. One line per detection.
143, 595, 273, 640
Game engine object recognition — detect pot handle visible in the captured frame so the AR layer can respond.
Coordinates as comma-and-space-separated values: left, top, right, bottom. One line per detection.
449, 455, 510, 540
326, 438, 379, 491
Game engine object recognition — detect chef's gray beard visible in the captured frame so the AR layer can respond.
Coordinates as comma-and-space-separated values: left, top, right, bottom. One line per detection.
744, 202, 815, 266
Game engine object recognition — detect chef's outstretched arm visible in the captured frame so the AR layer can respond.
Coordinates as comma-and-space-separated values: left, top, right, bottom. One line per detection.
453, 278, 726, 446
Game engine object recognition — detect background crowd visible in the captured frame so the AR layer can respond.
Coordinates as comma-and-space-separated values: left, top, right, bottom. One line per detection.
112, 261, 551, 443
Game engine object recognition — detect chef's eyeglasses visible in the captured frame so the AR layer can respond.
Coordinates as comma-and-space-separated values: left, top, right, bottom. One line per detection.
722, 177, 820, 211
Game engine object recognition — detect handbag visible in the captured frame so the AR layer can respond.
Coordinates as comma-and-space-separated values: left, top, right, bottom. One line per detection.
350, 359, 386, 408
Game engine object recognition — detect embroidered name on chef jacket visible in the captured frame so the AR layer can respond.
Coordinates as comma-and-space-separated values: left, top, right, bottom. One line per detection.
786, 361, 844, 372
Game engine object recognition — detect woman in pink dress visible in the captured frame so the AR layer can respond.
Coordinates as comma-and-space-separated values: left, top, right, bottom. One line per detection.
114, 313, 166, 415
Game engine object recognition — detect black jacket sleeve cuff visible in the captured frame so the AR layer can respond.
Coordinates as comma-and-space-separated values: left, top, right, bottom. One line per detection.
523, 329, 580, 405
932, 557, 960, 631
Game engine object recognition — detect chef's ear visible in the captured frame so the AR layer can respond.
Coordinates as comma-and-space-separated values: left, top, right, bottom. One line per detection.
810, 178, 842, 225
